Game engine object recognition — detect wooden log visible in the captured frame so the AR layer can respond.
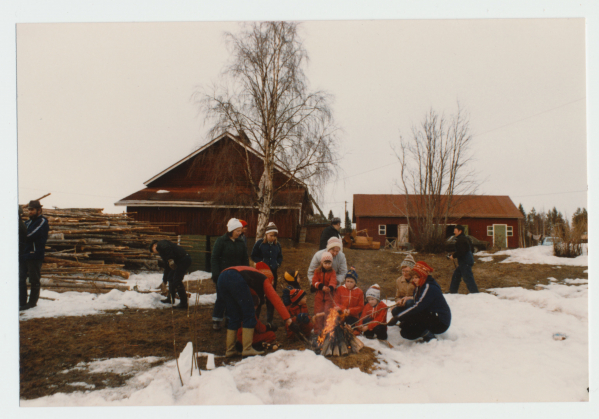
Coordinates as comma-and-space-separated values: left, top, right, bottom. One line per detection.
42, 275, 127, 283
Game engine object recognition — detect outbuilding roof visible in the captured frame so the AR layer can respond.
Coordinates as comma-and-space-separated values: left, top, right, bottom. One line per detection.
353, 194, 524, 219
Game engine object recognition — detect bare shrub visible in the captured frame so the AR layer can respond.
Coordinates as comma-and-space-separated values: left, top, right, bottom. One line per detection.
552, 222, 584, 258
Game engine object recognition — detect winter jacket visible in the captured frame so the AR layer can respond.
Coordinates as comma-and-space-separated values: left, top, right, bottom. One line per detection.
211, 234, 249, 282
311, 268, 338, 303
453, 234, 474, 264
23, 215, 49, 260
395, 276, 451, 327
286, 302, 313, 338
251, 239, 283, 273
154, 240, 190, 283
307, 249, 348, 285
319, 225, 342, 250
334, 285, 364, 317
223, 266, 290, 321
395, 275, 416, 300
359, 301, 388, 331
19, 215, 27, 257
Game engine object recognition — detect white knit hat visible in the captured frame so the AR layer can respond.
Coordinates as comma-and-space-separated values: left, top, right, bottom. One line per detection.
227, 218, 243, 232
400, 253, 416, 269
365, 284, 381, 301
326, 236, 342, 251
265, 222, 278, 235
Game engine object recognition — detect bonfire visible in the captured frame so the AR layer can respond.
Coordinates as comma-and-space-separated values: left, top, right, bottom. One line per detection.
316, 308, 364, 356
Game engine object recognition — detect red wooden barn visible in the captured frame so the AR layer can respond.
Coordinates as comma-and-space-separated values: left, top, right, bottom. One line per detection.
352, 194, 525, 248
115, 132, 313, 240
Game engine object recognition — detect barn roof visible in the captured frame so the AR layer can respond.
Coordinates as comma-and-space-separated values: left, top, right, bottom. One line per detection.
116, 187, 310, 210
353, 194, 524, 219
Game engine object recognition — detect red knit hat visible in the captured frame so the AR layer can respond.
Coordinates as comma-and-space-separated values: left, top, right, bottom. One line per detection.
290, 288, 306, 305
255, 262, 273, 279
239, 219, 248, 227
412, 261, 433, 287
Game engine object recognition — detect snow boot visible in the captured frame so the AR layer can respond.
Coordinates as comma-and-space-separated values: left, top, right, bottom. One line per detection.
421, 330, 437, 343
175, 285, 188, 309
225, 329, 241, 357
27, 285, 40, 308
241, 328, 264, 357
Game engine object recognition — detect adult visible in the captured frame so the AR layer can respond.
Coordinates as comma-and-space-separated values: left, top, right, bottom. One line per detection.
217, 262, 293, 357
307, 236, 348, 285
319, 217, 343, 250
395, 254, 416, 305
150, 240, 192, 309
388, 261, 451, 342
211, 218, 250, 330
448, 225, 479, 294
19, 200, 49, 310
250, 222, 283, 323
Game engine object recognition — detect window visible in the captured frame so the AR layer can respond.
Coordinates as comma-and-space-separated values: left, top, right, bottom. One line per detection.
378, 225, 386, 235
507, 226, 513, 237
487, 226, 493, 236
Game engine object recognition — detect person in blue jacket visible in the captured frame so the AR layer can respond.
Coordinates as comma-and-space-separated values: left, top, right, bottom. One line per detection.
251, 222, 283, 323
387, 261, 451, 342
19, 200, 50, 310
448, 224, 479, 294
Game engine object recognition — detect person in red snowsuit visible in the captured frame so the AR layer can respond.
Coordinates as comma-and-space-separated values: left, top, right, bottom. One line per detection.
357, 284, 388, 340
285, 288, 313, 340
311, 251, 338, 335
334, 267, 364, 326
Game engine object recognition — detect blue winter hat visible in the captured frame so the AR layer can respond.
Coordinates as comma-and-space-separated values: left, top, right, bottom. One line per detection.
345, 267, 358, 283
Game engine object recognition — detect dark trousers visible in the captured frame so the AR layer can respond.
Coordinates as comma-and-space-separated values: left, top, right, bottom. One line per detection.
449, 261, 479, 293
399, 311, 449, 340
19, 259, 42, 307
216, 269, 258, 331
256, 268, 277, 322
345, 315, 359, 326
391, 299, 415, 317
165, 255, 191, 305
363, 324, 388, 341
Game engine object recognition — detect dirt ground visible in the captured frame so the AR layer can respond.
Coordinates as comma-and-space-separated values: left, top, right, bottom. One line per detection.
19, 243, 587, 400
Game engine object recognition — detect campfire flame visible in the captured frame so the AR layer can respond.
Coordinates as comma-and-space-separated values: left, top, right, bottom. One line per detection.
317, 308, 345, 346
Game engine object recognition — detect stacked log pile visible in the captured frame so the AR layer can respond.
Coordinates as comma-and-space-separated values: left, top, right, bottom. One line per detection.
346, 229, 381, 250
22, 207, 190, 294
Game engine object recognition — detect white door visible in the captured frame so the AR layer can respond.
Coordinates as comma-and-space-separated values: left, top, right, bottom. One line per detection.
399, 224, 409, 243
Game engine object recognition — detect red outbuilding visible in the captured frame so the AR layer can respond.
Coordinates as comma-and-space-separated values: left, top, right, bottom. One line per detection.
353, 194, 525, 249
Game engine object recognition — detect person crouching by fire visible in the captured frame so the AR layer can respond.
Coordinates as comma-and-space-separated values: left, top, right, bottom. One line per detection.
333, 267, 364, 326
235, 293, 277, 352
387, 261, 451, 342
285, 288, 313, 340
357, 285, 388, 340
311, 251, 338, 334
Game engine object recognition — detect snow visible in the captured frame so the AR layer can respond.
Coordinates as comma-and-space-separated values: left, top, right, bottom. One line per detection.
477, 256, 494, 262
22, 279, 589, 406
477, 245, 588, 266
19, 270, 215, 320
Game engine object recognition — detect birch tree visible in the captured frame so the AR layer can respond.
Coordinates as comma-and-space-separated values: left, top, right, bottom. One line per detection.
198, 22, 338, 237
393, 106, 479, 252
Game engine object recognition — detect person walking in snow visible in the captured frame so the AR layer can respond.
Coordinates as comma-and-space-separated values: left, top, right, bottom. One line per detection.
307, 237, 348, 286
150, 240, 191, 310
19, 200, 49, 311
216, 262, 293, 357
251, 222, 283, 324
334, 267, 364, 326
211, 218, 250, 330
388, 261, 452, 342
319, 217, 343, 250
448, 225, 479, 294
357, 284, 388, 341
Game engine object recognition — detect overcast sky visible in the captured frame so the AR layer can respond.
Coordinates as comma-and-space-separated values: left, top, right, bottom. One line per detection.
15, 18, 587, 219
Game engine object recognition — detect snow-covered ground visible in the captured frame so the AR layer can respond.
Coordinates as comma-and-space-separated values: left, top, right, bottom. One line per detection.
476, 244, 588, 266
19, 270, 215, 320
22, 279, 588, 405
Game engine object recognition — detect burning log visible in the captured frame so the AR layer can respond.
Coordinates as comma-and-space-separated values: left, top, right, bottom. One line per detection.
316, 308, 364, 356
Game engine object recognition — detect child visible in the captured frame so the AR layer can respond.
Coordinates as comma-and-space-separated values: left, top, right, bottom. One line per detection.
358, 284, 388, 341
285, 288, 313, 340
334, 267, 364, 326
311, 251, 338, 334
251, 222, 283, 323
236, 292, 277, 352
282, 271, 301, 306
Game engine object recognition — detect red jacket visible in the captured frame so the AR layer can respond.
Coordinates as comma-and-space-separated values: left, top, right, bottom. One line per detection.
334, 285, 364, 317
311, 268, 337, 302
359, 301, 388, 331
224, 266, 290, 321
285, 302, 313, 338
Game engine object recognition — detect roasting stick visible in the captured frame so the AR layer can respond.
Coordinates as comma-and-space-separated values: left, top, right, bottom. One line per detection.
347, 302, 401, 327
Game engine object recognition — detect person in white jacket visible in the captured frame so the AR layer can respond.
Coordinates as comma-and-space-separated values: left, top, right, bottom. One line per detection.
307, 237, 348, 285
